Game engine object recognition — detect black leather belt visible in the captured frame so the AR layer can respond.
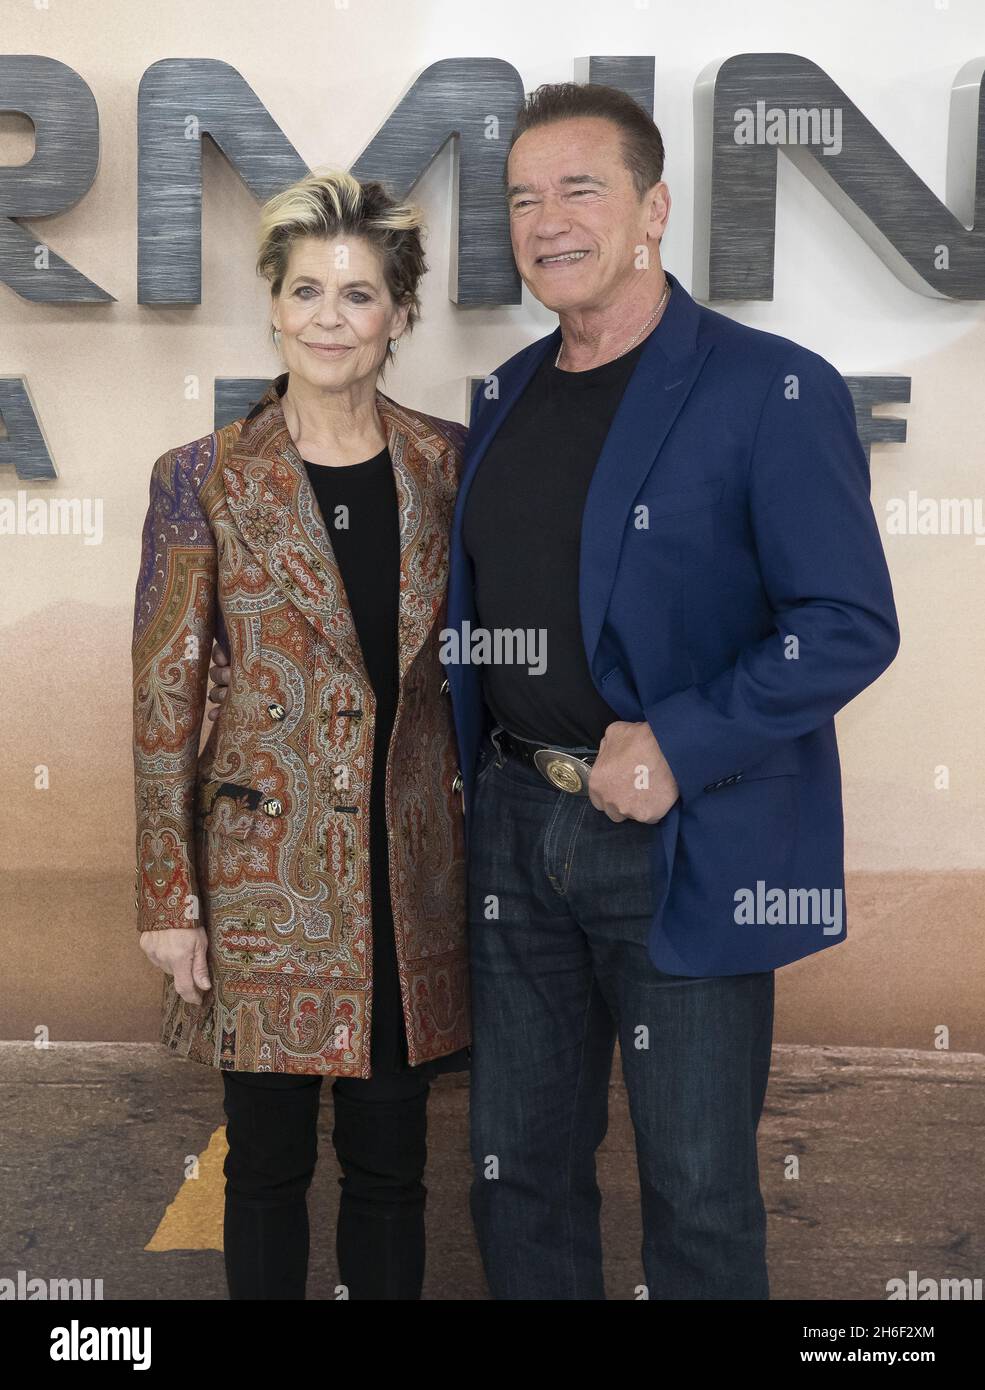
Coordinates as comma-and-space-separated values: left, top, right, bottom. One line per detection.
497, 728, 599, 796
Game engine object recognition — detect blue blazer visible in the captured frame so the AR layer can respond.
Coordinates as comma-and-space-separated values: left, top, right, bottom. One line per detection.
445, 271, 900, 976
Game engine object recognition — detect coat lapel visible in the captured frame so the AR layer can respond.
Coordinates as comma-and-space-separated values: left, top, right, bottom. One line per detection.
223, 372, 451, 685
579, 273, 714, 669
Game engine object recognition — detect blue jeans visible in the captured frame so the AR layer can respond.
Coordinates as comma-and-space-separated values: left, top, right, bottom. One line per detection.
467, 725, 775, 1300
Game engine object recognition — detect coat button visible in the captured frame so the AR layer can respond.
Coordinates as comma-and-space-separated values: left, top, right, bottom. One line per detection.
261, 797, 283, 817
440, 678, 450, 696
451, 770, 463, 793
267, 702, 286, 721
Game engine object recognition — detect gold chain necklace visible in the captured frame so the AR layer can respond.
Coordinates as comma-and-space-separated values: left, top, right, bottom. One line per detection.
554, 278, 671, 370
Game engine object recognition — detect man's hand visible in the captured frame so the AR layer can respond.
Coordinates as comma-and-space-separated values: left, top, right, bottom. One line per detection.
588, 720, 680, 824
139, 927, 212, 1004
207, 640, 231, 721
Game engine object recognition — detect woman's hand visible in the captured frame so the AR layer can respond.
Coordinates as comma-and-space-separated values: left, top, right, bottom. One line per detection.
207, 640, 232, 721
140, 928, 212, 1004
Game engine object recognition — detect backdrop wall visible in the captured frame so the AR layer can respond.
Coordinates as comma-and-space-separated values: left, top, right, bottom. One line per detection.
2, 0, 983, 1053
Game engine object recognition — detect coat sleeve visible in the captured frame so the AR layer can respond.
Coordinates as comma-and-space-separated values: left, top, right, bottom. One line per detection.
643, 348, 900, 804
132, 443, 217, 932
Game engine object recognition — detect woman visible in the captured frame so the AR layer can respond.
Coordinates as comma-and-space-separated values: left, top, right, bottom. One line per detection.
131, 169, 470, 1300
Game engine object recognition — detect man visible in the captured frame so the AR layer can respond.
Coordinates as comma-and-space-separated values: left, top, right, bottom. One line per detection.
210, 82, 899, 1299
445, 82, 898, 1301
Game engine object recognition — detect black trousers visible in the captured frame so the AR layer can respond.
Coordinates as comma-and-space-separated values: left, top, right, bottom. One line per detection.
221, 757, 432, 1300
221, 1063, 430, 1300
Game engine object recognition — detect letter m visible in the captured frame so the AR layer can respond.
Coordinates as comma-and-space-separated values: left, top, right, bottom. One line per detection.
138, 57, 524, 305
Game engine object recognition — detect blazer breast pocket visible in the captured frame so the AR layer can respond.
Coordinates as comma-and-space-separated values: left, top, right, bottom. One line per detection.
641, 476, 724, 521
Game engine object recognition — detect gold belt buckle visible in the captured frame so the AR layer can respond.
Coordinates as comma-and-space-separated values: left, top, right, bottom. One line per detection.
532, 748, 594, 795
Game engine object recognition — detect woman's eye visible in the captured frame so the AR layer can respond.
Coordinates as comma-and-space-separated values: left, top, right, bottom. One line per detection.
295, 286, 316, 298
348, 292, 370, 303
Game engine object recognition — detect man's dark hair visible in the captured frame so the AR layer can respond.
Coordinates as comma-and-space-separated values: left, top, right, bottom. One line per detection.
506, 83, 665, 198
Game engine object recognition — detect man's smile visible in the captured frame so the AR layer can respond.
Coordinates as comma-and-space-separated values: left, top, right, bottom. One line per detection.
535, 250, 591, 265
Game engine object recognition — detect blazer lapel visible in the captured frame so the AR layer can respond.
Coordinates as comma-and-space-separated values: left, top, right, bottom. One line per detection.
223, 372, 451, 685
382, 392, 456, 684
579, 273, 714, 670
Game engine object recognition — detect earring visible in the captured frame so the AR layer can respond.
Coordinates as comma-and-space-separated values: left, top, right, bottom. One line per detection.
389, 337, 398, 350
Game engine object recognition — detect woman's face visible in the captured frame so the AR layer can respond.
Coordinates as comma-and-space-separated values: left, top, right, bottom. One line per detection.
271, 233, 410, 392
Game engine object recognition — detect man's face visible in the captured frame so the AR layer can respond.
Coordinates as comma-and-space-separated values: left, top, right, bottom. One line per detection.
505, 116, 669, 314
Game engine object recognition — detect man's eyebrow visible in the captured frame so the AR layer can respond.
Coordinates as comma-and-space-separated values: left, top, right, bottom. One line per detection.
506, 174, 608, 199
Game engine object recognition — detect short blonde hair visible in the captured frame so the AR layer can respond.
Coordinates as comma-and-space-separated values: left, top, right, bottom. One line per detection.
256, 167, 428, 364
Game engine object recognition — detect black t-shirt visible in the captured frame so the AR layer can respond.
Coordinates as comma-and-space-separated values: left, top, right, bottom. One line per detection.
462, 336, 648, 747
303, 447, 399, 748
304, 447, 402, 1071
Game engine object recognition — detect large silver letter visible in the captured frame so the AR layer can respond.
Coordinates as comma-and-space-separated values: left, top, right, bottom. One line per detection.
695, 53, 985, 300
353, 58, 525, 304
139, 57, 525, 305
138, 58, 308, 303
0, 378, 56, 479
0, 56, 111, 302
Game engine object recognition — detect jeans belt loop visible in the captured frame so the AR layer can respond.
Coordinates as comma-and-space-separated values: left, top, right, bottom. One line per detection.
488, 724, 506, 767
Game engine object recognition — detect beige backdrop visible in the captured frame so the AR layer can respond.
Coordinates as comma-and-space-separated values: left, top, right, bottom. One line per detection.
2, 0, 983, 1054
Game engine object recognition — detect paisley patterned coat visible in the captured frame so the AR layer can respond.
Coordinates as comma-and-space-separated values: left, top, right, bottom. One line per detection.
131, 372, 470, 1076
